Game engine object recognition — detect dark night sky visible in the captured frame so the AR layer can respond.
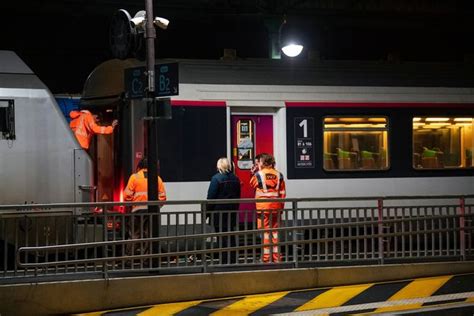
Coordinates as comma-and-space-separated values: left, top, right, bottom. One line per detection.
1, 1, 473, 94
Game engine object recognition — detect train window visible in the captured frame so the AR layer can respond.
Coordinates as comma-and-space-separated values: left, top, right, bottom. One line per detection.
413, 117, 473, 169
323, 117, 389, 171
0, 100, 15, 140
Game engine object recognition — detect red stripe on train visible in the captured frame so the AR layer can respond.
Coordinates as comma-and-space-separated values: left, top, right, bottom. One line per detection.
285, 101, 474, 108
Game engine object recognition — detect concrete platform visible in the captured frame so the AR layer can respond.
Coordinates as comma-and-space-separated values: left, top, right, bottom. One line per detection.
1, 261, 474, 315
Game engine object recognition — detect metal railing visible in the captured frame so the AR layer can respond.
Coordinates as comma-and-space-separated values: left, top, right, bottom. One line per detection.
0, 195, 472, 283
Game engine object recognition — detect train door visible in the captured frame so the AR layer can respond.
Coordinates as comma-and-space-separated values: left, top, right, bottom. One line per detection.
87, 107, 121, 205
96, 134, 115, 202
231, 115, 273, 223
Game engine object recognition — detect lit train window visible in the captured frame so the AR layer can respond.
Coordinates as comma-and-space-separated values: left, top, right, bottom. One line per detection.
323, 117, 389, 171
413, 117, 473, 169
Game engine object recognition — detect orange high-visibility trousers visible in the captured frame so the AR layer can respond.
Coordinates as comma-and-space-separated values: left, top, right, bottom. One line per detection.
257, 210, 282, 263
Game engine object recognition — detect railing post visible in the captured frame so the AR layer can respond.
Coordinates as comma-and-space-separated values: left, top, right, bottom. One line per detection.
102, 204, 108, 279
377, 198, 384, 264
459, 196, 466, 261
292, 200, 299, 268
201, 202, 208, 273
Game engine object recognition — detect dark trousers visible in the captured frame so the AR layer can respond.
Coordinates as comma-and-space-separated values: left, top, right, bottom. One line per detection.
125, 209, 160, 264
125, 210, 150, 258
212, 211, 238, 264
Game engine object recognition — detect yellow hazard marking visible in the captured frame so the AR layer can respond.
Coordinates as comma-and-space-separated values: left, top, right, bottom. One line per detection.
138, 300, 202, 316
296, 283, 373, 311
465, 296, 474, 303
211, 291, 289, 316
374, 275, 452, 313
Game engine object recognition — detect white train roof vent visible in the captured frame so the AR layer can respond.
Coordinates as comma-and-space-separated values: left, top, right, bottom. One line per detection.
0, 51, 34, 74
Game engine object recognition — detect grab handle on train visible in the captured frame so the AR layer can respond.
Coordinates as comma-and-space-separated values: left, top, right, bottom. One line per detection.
78, 185, 97, 191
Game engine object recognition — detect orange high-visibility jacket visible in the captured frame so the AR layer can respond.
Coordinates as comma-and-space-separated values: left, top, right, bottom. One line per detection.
123, 169, 167, 212
69, 110, 114, 149
250, 167, 286, 211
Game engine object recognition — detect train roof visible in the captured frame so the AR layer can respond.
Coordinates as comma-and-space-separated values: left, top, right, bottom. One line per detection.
178, 58, 474, 87
0, 51, 33, 74
82, 57, 474, 106
0, 51, 49, 92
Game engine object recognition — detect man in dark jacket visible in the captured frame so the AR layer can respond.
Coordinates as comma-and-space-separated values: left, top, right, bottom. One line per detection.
207, 157, 241, 264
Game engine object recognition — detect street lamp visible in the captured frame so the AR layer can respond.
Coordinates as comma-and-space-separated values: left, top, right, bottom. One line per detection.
130, 10, 170, 30
279, 18, 304, 58
281, 43, 304, 58
110, 5, 170, 214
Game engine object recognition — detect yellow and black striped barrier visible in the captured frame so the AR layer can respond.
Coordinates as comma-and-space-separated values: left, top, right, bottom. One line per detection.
80, 273, 474, 315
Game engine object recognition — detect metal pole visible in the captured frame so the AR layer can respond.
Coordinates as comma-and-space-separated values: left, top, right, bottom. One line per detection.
145, 0, 159, 214
201, 202, 208, 273
292, 201, 298, 268
377, 198, 384, 264
459, 196, 466, 261
145, 0, 156, 95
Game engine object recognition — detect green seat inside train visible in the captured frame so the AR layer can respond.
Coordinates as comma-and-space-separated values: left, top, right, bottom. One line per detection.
361, 150, 374, 159
422, 147, 438, 158
337, 148, 351, 159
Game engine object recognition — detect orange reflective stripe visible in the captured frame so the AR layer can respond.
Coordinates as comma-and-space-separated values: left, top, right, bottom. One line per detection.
75, 117, 88, 137
75, 129, 87, 137
131, 206, 147, 212
255, 191, 279, 198
255, 169, 282, 200
258, 171, 267, 192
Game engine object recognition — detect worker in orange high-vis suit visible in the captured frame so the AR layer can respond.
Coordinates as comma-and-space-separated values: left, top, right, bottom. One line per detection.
123, 158, 166, 263
250, 153, 286, 263
69, 110, 118, 150
123, 158, 167, 210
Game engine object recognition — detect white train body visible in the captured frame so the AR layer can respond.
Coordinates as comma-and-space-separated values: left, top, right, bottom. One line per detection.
0, 51, 93, 205
170, 83, 473, 203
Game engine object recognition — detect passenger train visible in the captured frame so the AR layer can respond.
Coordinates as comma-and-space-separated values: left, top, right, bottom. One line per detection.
0, 50, 473, 211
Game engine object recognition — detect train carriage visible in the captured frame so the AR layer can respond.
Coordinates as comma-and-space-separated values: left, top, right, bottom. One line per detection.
81, 57, 473, 213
